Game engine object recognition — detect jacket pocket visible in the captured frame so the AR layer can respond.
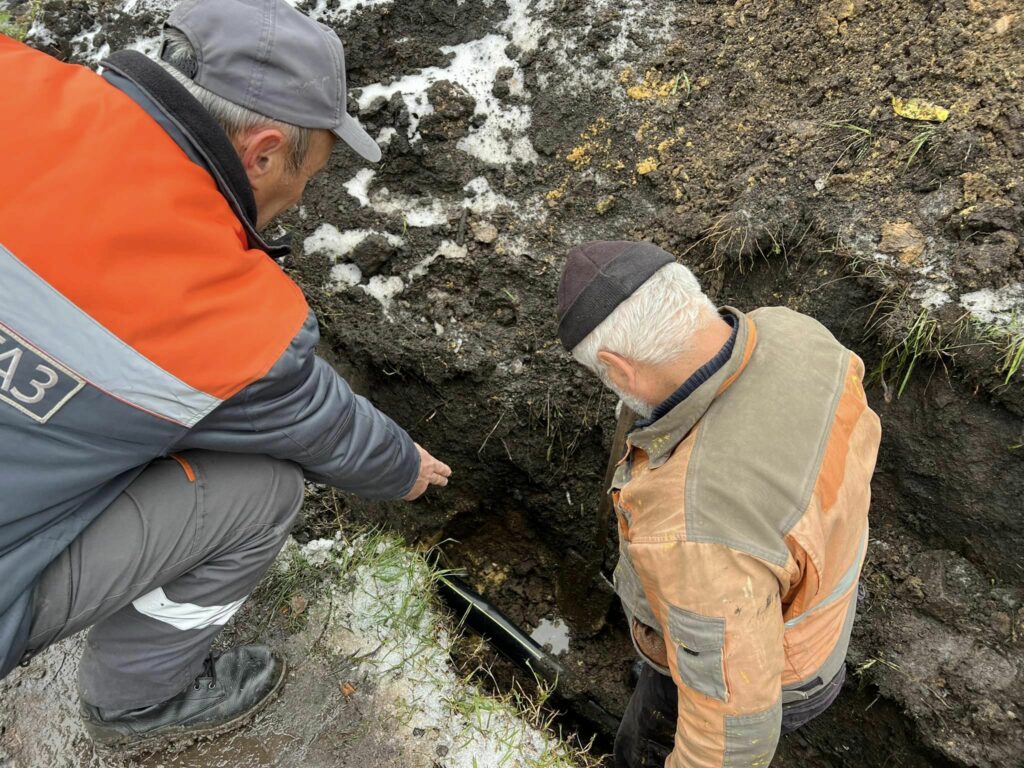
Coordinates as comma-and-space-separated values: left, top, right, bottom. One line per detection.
667, 605, 728, 702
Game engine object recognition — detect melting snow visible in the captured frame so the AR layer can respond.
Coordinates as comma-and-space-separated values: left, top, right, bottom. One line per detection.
331, 263, 363, 287
343, 169, 376, 207
70, 24, 110, 64
407, 239, 468, 281
291, 535, 581, 768
912, 283, 952, 310
960, 283, 1024, 325
360, 275, 406, 309
284, 0, 393, 23
464, 176, 517, 214
357, 35, 537, 165
303, 224, 403, 260
368, 187, 450, 228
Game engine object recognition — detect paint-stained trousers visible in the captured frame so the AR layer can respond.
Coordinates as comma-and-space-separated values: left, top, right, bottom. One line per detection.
25, 451, 304, 711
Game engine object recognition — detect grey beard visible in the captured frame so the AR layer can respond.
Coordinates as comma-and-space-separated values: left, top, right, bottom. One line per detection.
610, 386, 655, 420
593, 366, 656, 420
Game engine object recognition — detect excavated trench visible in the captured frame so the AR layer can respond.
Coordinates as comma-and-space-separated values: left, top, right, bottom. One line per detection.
5, 0, 1023, 764
314, 240, 1020, 767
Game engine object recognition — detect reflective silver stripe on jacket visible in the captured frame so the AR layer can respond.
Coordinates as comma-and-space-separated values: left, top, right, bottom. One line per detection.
0, 244, 221, 426
784, 529, 868, 630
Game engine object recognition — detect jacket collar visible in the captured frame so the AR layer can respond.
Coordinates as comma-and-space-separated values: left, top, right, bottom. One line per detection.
634, 312, 737, 430
628, 307, 758, 468
100, 50, 291, 259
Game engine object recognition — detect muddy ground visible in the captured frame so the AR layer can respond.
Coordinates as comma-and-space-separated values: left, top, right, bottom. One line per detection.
3, 0, 1023, 766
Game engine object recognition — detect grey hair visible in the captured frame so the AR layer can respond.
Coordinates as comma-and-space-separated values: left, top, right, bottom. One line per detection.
572, 263, 718, 376
158, 27, 312, 173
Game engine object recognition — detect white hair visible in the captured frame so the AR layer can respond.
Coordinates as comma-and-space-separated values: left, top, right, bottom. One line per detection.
572, 262, 718, 376
157, 28, 312, 173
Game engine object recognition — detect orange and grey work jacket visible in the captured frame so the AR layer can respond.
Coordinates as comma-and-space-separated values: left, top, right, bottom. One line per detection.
0, 38, 419, 676
611, 307, 881, 768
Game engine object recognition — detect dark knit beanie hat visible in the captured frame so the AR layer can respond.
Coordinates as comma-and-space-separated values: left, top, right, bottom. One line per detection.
556, 241, 675, 351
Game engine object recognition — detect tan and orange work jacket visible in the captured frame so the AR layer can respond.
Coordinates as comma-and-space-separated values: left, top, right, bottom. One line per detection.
611, 307, 881, 768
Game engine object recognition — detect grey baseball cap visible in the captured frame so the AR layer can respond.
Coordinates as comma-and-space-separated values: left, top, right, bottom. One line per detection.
164, 0, 381, 162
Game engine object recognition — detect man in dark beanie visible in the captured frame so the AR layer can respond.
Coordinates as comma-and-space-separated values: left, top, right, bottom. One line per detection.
557, 241, 881, 768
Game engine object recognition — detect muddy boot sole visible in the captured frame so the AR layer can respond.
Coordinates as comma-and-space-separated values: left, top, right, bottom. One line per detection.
92, 658, 288, 757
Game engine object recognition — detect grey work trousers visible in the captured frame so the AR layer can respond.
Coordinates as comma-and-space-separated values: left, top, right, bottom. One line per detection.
26, 450, 304, 710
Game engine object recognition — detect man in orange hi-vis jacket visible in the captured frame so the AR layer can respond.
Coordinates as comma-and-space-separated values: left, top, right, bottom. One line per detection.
556, 241, 881, 768
0, 0, 451, 752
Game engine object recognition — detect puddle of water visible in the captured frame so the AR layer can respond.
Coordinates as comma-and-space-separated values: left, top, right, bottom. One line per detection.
530, 617, 570, 656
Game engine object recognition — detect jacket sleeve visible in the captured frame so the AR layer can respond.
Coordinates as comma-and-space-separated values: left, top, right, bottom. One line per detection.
630, 540, 784, 768
172, 309, 420, 500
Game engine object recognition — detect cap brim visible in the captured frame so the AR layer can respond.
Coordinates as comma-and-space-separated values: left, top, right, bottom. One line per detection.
333, 112, 382, 163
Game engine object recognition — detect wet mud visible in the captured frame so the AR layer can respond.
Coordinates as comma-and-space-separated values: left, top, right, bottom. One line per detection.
2, 0, 1022, 765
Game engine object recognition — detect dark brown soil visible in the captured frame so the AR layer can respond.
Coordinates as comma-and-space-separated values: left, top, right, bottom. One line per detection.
9, 0, 1024, 765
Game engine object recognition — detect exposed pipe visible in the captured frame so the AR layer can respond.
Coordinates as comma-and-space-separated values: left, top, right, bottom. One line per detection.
434, 570, 621, 735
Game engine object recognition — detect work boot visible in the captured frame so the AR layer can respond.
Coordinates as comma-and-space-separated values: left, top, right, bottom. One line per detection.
80, 645, 286, 752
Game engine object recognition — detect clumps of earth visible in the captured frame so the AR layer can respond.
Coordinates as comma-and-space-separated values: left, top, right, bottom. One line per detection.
2, 0, 1022, 766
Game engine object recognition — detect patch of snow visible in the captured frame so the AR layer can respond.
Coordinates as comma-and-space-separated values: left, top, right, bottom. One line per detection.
121, 0, 177, 13
331, 263, 363, 287
530, 0, 671, 92
70, 24, 111, 64
377, 126, 398, 147
304, 224, 410, 295
435, 239, 469, 260
347, 176, 513, 231
303, 224, 403, 261
360, 275, 405, 309
530, 617, 570, 656
463, 176, 517, 214
306, 535, 581, 767
960, 283, 1024, 326
25, 14, 57, 46
301, 538, 337, 566
500, 0, 546, 53
284, 0, 393, 23
914, 285, 951, 310
357, 35, 537, 165
407, 239, 468, 282
449, 36, 536, 165
344, 169, 376, 207
369, 187, 450, 228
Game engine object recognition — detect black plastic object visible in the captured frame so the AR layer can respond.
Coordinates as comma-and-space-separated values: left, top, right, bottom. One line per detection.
434, 569, 621, 735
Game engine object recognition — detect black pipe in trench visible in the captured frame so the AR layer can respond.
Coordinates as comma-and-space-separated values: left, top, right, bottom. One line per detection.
434, 570, 621, 736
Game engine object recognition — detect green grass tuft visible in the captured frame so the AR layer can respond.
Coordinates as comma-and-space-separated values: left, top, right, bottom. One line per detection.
0, 0, 41, 41
904, 126, 938, 170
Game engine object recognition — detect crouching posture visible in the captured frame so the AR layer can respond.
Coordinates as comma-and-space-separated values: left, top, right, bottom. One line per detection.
556, 241, 881, 767
0, 0, 450, 751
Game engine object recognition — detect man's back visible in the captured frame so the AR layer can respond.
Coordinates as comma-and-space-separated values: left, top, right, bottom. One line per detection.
615, 306, 881, 767
0, 35, 309, 673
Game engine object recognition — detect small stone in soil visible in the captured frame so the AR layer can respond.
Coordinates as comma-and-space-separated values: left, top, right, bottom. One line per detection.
471, 221, 499, 243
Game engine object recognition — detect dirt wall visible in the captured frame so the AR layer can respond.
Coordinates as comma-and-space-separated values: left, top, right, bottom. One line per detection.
9, 0, 1023, 765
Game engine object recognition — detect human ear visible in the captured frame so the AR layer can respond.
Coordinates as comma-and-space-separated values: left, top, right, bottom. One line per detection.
597, 350, 637, 391
239, 128, 288, 185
